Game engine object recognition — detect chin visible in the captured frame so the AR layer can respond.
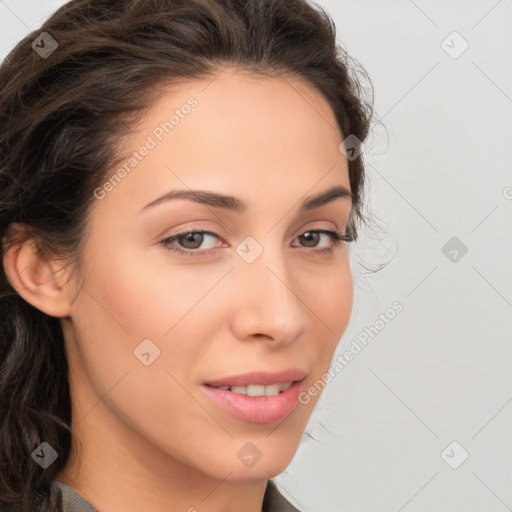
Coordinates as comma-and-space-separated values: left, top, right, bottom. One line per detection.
221, 438, 301, 482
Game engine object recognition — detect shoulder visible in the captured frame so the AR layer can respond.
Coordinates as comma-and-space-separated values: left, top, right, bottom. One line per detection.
263, 479, 303, 512
53, 481, 99, 512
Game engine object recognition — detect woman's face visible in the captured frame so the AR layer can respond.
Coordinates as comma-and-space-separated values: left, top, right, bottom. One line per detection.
61, 68, 354, 483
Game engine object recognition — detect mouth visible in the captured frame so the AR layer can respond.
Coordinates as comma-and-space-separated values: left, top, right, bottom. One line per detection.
201, 369, 306, 424
205, 381, 294, 396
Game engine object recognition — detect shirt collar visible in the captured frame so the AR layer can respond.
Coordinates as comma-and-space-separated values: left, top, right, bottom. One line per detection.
54, 479, 302, 512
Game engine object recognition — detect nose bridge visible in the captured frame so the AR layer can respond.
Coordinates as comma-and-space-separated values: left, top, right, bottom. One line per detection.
230, 235, 309, 341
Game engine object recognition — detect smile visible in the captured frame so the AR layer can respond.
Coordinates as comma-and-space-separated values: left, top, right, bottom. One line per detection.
207, 382, 293, 396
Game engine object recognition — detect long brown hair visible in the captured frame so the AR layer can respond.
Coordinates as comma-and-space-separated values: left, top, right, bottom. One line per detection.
0, 0, 374, 510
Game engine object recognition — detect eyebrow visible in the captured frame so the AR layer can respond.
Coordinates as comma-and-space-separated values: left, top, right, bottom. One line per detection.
139, 184, 354, 215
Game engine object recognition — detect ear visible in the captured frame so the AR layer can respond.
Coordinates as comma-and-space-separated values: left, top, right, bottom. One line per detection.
2, 222, 74, 318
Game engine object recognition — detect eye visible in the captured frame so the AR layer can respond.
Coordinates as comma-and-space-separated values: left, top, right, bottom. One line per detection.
292, 230, 347, 250
160, 230, 221, 257
159, 229, 353, 258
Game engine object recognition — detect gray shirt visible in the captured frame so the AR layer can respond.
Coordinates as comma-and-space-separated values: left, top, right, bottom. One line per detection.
54, 479, 302, 512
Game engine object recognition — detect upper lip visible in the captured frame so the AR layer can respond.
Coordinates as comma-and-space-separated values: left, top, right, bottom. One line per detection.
204, 368, 307, 387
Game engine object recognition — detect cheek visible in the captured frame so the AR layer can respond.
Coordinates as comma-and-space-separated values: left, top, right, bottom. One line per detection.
78, 245, 215, 341
67, 263, 220, 468
73, 236, 353, 373
65, 240, 354, 479
306, 253, 353, 327
302, 257, 354, 375
319, 258, 353, 328
68, 246, 228, 405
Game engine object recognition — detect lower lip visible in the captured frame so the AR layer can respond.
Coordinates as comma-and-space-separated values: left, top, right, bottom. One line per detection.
201, 380, 303, 424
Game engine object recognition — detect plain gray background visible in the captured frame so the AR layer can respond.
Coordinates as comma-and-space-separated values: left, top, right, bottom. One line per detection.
1, 1, 511, 511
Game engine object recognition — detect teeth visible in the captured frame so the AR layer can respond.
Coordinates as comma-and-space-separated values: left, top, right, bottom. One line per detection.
264, 383, 281, 396
278, 382, 293, 392
216, 382, 293, 396
247, 384, 265, 396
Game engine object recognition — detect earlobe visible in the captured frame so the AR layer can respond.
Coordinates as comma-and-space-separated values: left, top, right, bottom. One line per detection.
2, 223, 72, 318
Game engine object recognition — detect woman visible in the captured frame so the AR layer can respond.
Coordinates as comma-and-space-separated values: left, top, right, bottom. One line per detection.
0, 0, 374, 510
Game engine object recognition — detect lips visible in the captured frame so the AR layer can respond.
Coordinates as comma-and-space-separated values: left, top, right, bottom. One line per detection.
201, 368, 307, 423
202, 380, 305, 423
204, 368, 307, 387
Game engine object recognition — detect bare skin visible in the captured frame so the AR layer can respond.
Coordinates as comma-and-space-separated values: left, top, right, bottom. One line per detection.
3, 67, 353, 512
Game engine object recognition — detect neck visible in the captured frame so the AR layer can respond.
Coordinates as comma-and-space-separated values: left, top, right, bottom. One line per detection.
55, 413, 268, 512
55, 390, 268, 512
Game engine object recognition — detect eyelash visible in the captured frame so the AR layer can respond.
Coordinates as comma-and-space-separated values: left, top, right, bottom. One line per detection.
159, 229, 353, 258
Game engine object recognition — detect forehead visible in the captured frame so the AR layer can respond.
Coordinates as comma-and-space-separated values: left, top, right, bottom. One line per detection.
96, 68, 350, 217
133, 66, 344, 158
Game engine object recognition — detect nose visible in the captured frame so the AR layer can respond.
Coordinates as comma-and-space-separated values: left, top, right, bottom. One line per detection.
228, 241, 310, 347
